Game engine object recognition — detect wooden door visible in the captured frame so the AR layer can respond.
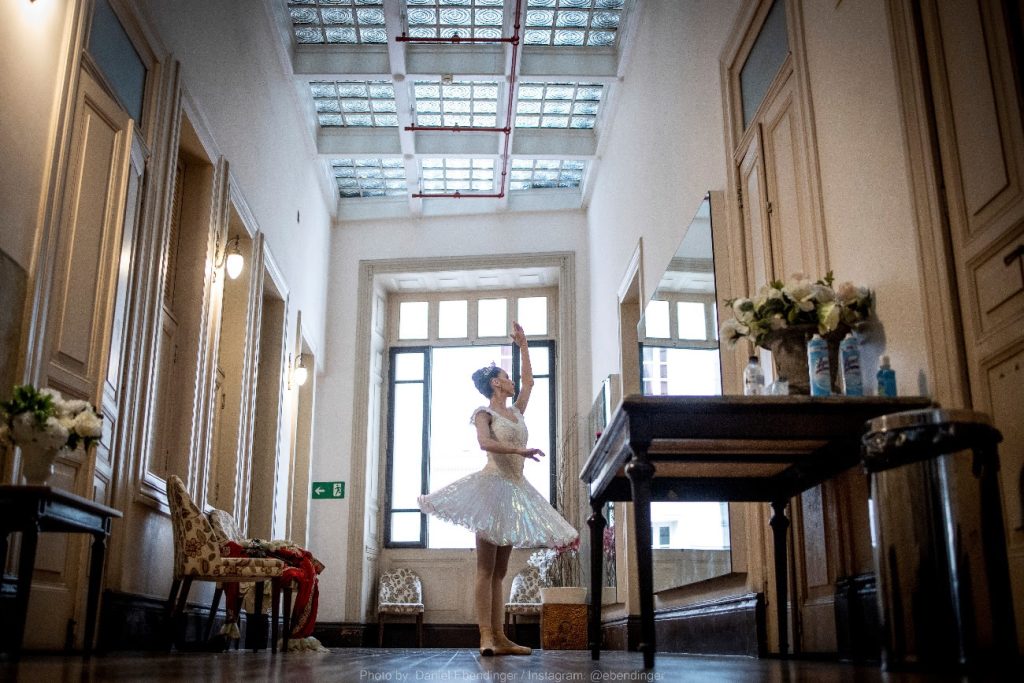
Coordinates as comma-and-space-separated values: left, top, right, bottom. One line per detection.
29, 66, 132, 650
919, 0, 1024, 647
738, 126, 774, 291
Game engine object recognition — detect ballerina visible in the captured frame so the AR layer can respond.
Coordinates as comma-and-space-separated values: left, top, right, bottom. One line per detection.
418, 321, 578, 656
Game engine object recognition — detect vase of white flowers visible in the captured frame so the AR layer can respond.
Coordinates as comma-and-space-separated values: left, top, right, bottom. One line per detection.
720, 272, 873, 394
0, 385, 103, 485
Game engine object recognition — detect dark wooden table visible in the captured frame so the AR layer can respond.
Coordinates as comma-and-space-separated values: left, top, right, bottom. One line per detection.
579, 395, 932, 668
0, 485, 121, 656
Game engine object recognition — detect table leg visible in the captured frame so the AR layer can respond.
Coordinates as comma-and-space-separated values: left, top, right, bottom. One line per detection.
83, 532, 108, 656
769, 499, 790, 657
12, 522, 40, 657
587, 498, 606, 660
626, 458, 656, 669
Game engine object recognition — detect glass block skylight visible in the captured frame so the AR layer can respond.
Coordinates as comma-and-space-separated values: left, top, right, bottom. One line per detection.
509, 159, 585, 190
406, 0, 506, 40
289, 0, 387, 45
332, 158, 407, 199
524, 0, 623, 47
414, 81, 500, 128
312, 81, 398, 127
515, 82, 603, 128
420, 158, 495, 192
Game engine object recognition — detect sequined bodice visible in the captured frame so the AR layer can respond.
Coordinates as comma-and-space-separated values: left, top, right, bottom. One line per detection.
475, 406, 528, 480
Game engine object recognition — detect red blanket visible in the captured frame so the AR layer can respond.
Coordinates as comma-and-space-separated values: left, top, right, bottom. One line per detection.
221, 540, 323, 639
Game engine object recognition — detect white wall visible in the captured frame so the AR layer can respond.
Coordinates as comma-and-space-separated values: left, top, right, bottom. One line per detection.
139, 0, 333, 357
311, 209, 589, 621
0, 0, 76, 270
587, 0, 932, 398
801, 0, 930, 394
586, 0, 739, 394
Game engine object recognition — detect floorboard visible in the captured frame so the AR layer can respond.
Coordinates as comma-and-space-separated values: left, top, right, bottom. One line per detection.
0, 647, 1005, 682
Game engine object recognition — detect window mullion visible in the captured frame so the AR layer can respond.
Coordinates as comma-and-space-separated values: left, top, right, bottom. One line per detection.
421, 348, 431, 547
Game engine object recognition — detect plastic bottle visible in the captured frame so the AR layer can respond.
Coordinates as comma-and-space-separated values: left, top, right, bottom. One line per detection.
877, 355, 897, 397
743, 356, 765, 396
807, 334, 831, 396
839, 333, 864, 396
769, 375, 789, 395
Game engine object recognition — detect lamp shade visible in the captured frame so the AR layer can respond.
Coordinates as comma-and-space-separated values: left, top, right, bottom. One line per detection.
293, 357, 309, 387
226, 251, 244, 279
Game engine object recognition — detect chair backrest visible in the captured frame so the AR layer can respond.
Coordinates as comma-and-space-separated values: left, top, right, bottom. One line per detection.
508, 565, 545, 604
208, 508, 245, 544
378, 568, 423, 604
166, 474, 220, 578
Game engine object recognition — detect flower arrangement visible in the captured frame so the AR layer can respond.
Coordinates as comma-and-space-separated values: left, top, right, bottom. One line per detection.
719, 271, 872, 349
0, 384, 103, 453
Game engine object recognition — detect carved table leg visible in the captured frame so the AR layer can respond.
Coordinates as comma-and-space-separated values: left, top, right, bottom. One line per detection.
11, 522, 40, 657
83, 532, 108, 656
626, 457, 656, 669
770, 499, 790, 657
587, 498, 607, 660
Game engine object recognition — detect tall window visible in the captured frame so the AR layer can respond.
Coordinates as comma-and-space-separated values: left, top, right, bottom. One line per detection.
639, 294, 721, 396
385, 289, 558, 548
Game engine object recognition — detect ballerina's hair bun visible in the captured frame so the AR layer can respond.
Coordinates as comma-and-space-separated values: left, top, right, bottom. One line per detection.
472, 362, 502, 398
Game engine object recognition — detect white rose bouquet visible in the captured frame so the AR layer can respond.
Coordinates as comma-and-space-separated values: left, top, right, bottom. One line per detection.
0, 384, 104, 453
719, 271, 872, 349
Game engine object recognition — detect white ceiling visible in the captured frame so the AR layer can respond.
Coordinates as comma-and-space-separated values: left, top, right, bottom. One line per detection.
268, 0, 638, 222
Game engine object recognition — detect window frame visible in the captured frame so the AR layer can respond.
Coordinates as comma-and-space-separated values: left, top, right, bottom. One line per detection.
383, 288, 559, 549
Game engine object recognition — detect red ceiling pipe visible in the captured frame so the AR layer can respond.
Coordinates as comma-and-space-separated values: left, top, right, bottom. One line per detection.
407, 0, 522, 200
407, 125, 511, 133
396, 35, 515, 44
413, 191, 505, 199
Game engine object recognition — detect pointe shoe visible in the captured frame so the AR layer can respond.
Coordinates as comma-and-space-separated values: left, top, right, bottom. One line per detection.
479, 644, 496, 656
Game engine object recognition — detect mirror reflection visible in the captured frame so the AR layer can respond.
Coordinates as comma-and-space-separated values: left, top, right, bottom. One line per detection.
638, 193, 731, 591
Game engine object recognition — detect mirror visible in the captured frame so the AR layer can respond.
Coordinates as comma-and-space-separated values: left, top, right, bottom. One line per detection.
637, 192, 731, 591
588, 374, 621, 593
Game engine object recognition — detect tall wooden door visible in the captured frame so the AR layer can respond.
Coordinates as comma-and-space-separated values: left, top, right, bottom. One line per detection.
29, 66, 133, 649
918, 0, 1024, 648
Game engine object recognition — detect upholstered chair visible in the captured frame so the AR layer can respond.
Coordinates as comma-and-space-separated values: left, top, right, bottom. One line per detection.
165, 475, 289, 652
376, 568, 424, 647
504, 565, 545, 640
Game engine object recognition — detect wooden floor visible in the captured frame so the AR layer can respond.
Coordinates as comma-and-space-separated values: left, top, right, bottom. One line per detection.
0, 648, 1007, 682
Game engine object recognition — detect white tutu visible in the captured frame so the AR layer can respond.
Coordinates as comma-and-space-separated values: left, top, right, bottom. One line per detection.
418, 406, 578, 549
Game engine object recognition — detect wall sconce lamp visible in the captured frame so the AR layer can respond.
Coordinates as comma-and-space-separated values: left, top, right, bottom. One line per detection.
211, 235, 243, 280
290, 353, 309, 389
224, 237, 244, 279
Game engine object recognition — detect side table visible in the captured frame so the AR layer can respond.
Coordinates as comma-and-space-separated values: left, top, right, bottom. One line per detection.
0, 485, 121, 657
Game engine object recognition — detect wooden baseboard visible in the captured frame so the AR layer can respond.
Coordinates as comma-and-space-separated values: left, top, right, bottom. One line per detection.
98, 589, 273, 652
602, 593, 766, 657
96, 588, 761, 655
312, 621, 541, 649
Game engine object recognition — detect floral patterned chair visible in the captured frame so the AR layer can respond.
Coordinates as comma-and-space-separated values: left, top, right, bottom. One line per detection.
504, 565, 545, 640
207, 508, 300, 652
377, 568, 424, 647
165, 475, 289, 652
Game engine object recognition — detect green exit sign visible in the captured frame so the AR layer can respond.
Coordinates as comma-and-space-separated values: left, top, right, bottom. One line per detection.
312, 481, 345, 499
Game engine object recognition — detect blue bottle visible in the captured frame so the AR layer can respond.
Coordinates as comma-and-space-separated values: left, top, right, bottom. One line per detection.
839, 333, 864, 396
807, 333, 831, 396
877, 355, 897, 397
